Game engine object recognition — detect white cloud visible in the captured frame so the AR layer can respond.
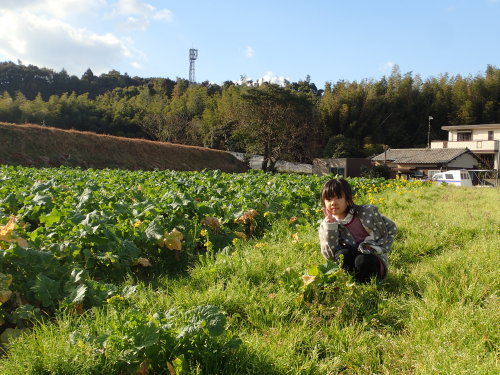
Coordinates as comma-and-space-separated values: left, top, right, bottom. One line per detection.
0, 0, 168, 76
112, 0, 173, 31
245, 46, 254, 58
380, 61, 395, 72
0, 11, 132, 76
236, 72, 289, 86
131, 61, 142, 69
120, 16, 150, 31
152, 9, 173, 21
0, 0, 106, 18
257, 72, 289, 86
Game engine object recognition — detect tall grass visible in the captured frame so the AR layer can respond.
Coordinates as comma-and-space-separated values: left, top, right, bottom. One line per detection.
0, 186, 498, 374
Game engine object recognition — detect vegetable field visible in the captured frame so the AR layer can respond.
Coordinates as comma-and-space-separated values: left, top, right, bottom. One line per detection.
2, 166, 495, 374
0, 166, 425, 323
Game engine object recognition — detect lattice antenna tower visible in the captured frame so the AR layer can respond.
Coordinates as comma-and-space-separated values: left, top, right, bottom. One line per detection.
189, 48, 198, 83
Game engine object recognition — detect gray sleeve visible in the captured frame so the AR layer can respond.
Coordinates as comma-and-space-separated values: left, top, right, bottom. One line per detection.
318, 220, 339, 260
359, 206, 397, 254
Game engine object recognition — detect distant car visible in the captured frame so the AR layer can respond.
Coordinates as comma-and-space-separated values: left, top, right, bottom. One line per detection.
431, 169, 473, 186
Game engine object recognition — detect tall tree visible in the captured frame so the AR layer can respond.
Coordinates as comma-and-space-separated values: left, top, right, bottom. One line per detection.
234, 83, 320, 171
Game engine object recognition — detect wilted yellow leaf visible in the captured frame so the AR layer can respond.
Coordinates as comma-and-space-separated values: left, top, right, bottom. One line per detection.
72, 303, 85, 315
291, 232, 299, 243
136, 360, 150, 375
167, 362, 176, 375
235, 209, 258, 223
0, 216, 16, 242
234, 231, 247, 239
0, 217, 28, 248
301, 275, 316, 286
0, 273, 12, 304
289, 216, 297, 224
0, 273, 13, 288
15, 237, 28, 248
133, 257, 152, 267
0, 290, 12, 304
160, 228, 183, 251
201, 216, 221, 232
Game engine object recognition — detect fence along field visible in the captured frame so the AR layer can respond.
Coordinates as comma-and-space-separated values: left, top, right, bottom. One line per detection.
6, 166, 482, 373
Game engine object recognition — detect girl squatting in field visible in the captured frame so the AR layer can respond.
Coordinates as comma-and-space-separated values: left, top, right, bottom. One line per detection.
318, 178, 397, 282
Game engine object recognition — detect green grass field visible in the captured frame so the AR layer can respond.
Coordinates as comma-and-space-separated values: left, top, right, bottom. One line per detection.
1, 185, 498, 374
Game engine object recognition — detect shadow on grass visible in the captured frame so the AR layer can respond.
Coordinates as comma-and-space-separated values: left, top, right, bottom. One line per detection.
198, 343, 286, 375
128, 250, 197, 288
366, 271, 423, 333
380, 271, 419, 295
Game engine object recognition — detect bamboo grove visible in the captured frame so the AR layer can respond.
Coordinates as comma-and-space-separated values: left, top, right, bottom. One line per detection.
1, 62, 499, 169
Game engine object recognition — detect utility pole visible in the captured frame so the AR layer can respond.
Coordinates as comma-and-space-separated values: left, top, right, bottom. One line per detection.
427, 116, 434, 148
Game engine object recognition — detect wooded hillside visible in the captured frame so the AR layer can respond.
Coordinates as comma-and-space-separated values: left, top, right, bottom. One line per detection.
1, 61, 499, 170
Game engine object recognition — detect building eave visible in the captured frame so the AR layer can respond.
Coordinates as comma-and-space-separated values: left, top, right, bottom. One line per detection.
441, 123, 500, 131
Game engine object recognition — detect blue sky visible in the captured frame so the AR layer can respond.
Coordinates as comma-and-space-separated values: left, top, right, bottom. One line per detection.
0, 0, 499, 87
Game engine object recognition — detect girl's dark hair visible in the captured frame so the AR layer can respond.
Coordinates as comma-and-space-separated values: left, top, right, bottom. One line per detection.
320, 178, 358, 214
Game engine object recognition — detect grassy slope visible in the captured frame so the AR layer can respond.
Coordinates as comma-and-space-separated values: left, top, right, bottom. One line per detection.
0, 122, 248, 173
1, 186, 498, 374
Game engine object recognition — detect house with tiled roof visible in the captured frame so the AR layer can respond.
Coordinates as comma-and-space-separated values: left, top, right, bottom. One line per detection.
371, 148, 481, 178
431, 123, 500, 169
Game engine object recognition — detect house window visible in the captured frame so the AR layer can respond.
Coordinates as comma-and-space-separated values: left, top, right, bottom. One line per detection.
329, 167, 345, 176
488, 131, 494, 141
457, 132, 472, 141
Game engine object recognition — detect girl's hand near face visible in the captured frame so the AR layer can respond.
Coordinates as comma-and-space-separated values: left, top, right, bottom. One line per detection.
322, 207, 336, 223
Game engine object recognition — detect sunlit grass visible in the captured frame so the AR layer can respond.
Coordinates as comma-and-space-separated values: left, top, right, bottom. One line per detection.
1, 185, 498, 374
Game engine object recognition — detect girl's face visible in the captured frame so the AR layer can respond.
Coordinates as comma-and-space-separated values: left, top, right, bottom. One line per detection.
324, 194, 349, 219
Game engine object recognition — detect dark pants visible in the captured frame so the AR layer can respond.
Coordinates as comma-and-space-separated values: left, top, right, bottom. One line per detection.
336, 247, 382, 283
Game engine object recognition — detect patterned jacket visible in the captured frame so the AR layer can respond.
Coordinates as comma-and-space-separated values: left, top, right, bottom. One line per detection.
318, 204, 397, 276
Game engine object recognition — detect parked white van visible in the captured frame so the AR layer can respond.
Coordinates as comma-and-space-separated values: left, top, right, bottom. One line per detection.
431, 169, 473, 186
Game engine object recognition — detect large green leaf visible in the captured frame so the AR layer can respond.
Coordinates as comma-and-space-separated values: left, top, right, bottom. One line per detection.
31, 274, 61, 308
32, 193, 52, 206
145, 216, 164, 242
75, 284, 87, 303
39, 208, 62, 226
178, 305, 226, 338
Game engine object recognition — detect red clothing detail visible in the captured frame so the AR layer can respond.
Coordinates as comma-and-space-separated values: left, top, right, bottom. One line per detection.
344, 215, 369, 245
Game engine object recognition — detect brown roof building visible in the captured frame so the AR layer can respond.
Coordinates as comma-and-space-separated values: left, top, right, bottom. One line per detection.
371, 148, 481, 178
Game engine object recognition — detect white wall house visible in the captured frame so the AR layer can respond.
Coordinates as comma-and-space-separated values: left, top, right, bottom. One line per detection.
431, 124, 500, 169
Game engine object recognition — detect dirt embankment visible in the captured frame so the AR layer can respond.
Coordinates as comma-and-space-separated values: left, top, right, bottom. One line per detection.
0, 122, 249, 173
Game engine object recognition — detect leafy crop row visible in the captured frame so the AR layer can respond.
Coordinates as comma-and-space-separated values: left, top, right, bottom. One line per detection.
0, 165, 429, 332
